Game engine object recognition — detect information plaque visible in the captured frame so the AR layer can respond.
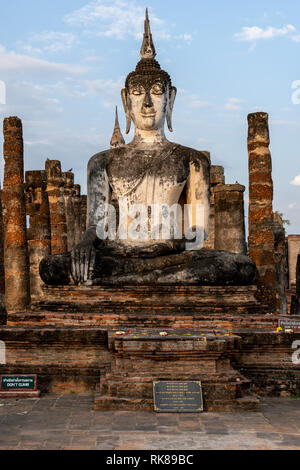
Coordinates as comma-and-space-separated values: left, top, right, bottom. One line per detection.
0, 375, 39, 396
153, 381, 203, 413
278, 318, 300, 331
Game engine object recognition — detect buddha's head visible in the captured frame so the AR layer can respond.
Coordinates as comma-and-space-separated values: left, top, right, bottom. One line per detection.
121, 9, 177, 135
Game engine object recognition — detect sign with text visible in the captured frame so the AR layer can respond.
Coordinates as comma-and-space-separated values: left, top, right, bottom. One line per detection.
0, 375, 37, 392
278, 318, 300, 331
153, 381, 203, 413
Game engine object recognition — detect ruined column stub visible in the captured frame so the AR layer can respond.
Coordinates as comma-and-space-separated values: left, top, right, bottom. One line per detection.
247, 112, 279, 312
63, 171, 76, 251
2, 117, 30, 312
291, 255, 300, 314
80, 195, 87, 238
214, 184, 247, 255
74, 184, 82, 245
25, 170, 51, 301
210, 166, 225, 186
45, 160, 68, 255
204, 165, 225, 250
288, 235, 300, 289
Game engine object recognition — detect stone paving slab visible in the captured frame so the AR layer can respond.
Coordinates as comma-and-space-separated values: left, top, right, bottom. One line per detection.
0, 394, 300, 450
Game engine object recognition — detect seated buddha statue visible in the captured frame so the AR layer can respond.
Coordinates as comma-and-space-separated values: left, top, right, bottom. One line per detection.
40, 10, 256, 287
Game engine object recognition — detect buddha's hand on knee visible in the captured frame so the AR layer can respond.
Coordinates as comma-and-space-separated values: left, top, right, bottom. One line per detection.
70, 241, 96, 285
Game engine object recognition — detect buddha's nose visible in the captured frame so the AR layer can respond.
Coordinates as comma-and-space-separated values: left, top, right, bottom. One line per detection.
143, 91, 153, 108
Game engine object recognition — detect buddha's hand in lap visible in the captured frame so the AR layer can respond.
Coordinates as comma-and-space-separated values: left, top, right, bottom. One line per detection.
70, 241, 96, 285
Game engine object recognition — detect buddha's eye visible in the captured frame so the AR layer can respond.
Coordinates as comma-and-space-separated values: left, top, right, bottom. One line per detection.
151, 84, 164, 95
131, 86, 144, 96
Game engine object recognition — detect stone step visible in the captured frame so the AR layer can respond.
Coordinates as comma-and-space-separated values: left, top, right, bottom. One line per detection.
7, 311, 278, 330
30, 284, 266, 316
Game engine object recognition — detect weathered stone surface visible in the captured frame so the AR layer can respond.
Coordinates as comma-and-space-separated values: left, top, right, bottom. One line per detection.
40, 248, 257, 286
204, 165, 225, 250
0, 187, 5, 295
80, 195, 87, 239
272, 212, 288, 314
63, 172, 75, 251
247, 112, 281, 313
214, 184, 247, 255
74, 184, 82, 245
45, 160, 68, 255
288, 235, 300, 289
2, 117, 30, 313
291, 255, 300, 314
25, 170, 51, 301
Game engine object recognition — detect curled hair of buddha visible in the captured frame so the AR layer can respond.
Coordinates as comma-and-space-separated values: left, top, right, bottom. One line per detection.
125, 58, 172, 93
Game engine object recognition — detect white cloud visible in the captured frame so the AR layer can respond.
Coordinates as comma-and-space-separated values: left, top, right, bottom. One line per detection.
235, 24, 296, 42
288, 202, 297, 209
189, 100, 211, 109
0, 45, 87, 76
176, 34, 193, 45
291, 175, 300, 186
65, 0, 169, 40
83, 77, 124, 107
225, 98, 244, 111
19, 31, 78, 55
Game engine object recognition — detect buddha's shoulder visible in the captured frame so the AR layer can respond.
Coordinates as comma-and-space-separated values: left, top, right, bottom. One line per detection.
172, 143, 211, 167
88, 149, 111, 171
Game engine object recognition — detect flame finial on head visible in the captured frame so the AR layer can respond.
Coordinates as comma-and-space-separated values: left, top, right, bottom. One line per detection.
140, 8, 156, 60
110, 106, 125, 149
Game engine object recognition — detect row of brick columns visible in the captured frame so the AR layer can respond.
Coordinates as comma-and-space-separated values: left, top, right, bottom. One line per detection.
1, 117, 87, 313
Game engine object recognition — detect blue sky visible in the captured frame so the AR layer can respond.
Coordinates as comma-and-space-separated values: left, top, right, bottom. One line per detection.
0, 0, 299, 234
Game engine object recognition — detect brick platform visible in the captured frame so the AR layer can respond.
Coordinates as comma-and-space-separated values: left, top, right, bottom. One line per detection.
2, 284, 300, 412
7, 284, 276, 330
95, 330, 260, 412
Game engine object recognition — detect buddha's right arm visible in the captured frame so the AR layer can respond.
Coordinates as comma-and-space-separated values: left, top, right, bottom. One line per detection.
71, 151, 111, 284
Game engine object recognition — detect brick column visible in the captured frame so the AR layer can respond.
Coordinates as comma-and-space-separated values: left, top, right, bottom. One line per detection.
74, 184, 82, 246
296, 255, 300, 314
25, 170, 51, 301
204, 166, 225, 250
0, 186, 5, 295
2, 117, 30, 313
63, 171, 75, 251
80, 195, 87, 238
0, 185, 6, 323
214, 184, 247, 255
247, 112, 279, 311
287, 235, 300, 289
291, 255, 300, 314
45, 160, 68, 255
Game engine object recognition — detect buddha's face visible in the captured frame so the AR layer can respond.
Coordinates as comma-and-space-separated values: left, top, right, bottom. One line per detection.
122, 76, 177, 134
128, 78, 168, 131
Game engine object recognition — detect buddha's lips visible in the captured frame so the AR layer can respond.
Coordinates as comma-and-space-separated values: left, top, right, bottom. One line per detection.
141, 112, 156, 117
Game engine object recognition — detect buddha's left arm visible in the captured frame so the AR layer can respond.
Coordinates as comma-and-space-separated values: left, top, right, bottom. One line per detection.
185, 151, 210, 249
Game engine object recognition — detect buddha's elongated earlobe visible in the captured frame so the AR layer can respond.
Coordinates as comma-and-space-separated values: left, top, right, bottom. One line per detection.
167, 87, 177, 133
121, 88, 131, 134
